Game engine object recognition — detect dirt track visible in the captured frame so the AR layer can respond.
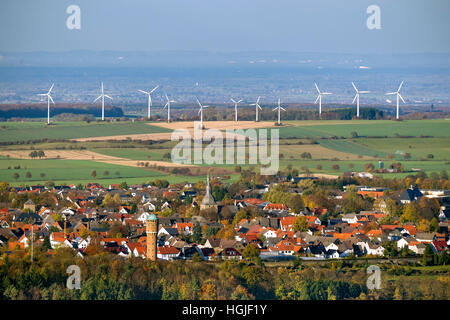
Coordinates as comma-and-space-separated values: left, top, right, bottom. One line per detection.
0, 150, 124, 161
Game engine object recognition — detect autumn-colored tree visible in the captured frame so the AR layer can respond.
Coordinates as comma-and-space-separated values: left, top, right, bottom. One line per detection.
293, 215, 308, 232
200, 281, 217, 300
242, 244, 260, 262
417, 219, 431, 232
400, 203, 419, 223
102, 193, 114, 207
112, 193, 122, 207
216, 225, 236, 240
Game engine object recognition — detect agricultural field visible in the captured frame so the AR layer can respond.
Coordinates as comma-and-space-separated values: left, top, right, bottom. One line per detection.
278, 119, 450, 139
353, 137, 450, 161
0, 159, 164, 184
0, 121, 171, 143
82, 148, 169, 161
318, 140, 388, 158
0, 119, 448, 186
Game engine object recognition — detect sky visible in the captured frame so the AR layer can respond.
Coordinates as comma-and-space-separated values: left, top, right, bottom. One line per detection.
0, 0, 449, 54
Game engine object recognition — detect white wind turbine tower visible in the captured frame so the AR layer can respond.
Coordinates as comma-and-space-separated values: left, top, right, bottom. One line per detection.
273, 98, 286, 125
38, 83, 55, 125
351, 82, 370, 118
164, 93, 175, 122
196, 97, 209, 129
230, 98, 242, 122
94, 82, 112, 121
314, 83, 331, 117
386, 81, 405, 119
249, 96, 262, 122
138, 85, 159, 120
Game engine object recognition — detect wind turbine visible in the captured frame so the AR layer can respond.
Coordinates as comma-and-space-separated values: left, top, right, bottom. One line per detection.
272, 98, 286, 125
94, 82, 112, 121
38, 83, 54, 125
351, 82, 370, 118
230, 98, 242, 122
138, 85, 159, 120
163, 93, 175, 122
386, 81, 405, 119
196, 97, 209, 129
314, 83, 331, 117
249, 96, 262, 122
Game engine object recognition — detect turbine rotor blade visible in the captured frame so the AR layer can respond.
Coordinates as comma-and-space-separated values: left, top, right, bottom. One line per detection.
398, 81, 404, 92
272, 107, 278, 111
150, 85, 159, 93
314, 83, 320, 93
104, 95, 113, 100
48, 95, 55, 104
138, 90, 149, 95
386, 92, 396, 95
94, 95, 102, 102
352, 82, 358, 92
352, 94, 358, 104
48, 83, 54, 94
237, 99, 242, 104
314, 95, 320, 104
398, 94, 405, 103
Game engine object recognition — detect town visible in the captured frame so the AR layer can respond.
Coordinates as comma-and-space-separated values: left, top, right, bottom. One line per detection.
1, 168, 448, 264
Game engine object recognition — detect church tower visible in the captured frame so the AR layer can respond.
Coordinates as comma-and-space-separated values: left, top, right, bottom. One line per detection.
146, 213, 158, 261
200, 173, 218, 213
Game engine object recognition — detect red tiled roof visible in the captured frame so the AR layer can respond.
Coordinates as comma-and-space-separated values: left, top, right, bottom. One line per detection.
432, 240, 448, 252
158, 246, 180, 255
264, 203, 287, 211
242, 198, 266, 206
367, 229, 382, 237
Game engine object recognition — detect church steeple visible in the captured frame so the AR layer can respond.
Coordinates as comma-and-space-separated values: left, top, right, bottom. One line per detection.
201, 173, 216, 208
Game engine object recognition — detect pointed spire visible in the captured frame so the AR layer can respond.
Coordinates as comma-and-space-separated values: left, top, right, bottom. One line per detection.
202, 172, 216, 206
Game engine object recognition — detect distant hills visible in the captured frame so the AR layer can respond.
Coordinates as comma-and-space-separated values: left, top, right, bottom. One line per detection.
0, 104, 123, 119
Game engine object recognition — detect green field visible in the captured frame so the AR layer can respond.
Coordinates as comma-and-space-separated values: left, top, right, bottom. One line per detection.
319, 139, 389, 158
0, 121, 171, 143
279, 119, 450, 139
0, 159, 164, 184
354, 137, 450, 161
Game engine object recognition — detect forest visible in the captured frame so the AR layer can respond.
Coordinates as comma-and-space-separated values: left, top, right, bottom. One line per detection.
0, 246, 448, 300
0, 104, 124, 119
